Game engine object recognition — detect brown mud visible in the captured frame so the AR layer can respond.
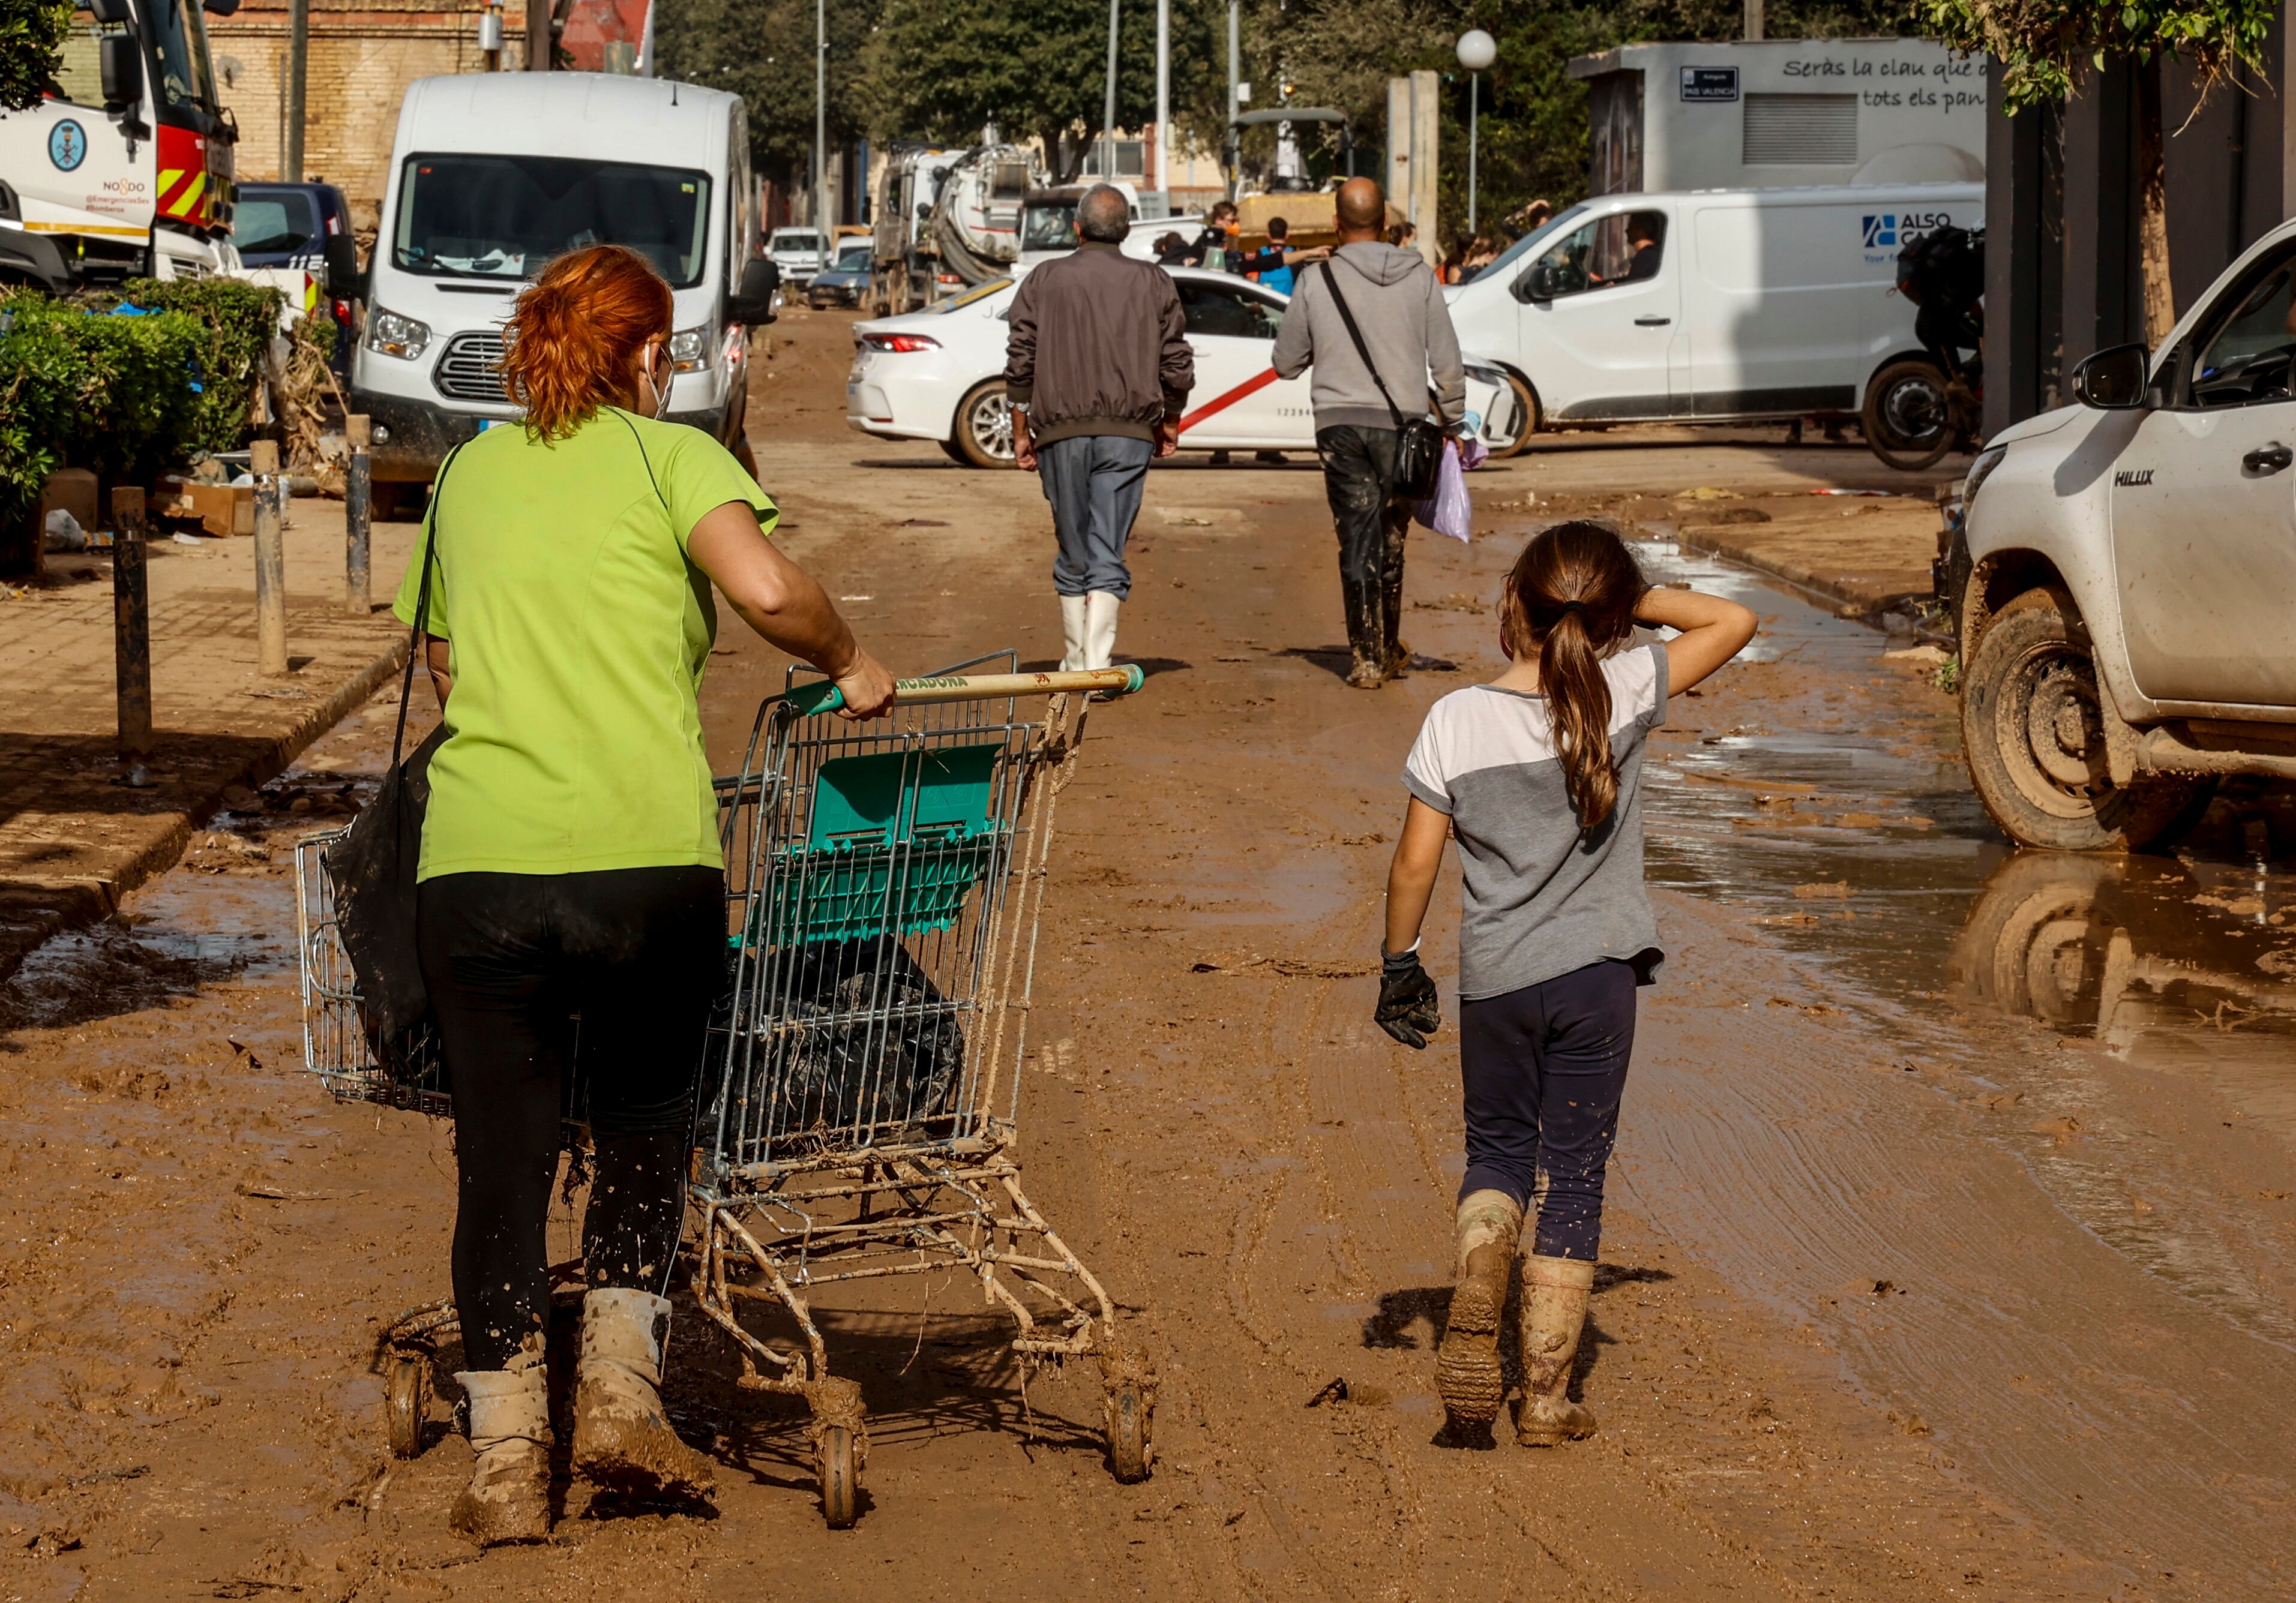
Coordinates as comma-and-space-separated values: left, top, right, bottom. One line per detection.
0, 306, 2285, 1601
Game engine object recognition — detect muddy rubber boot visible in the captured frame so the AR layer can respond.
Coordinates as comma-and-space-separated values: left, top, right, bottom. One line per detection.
1515, 1254, 1599, 1446
1381, 571, 1410, 679
1343, 581, 1385, 689
571, 1289, 717, 1502
1058, 595, 1088, 671
449, 1362, 551, 1546
1435, 1190, 1522, 1427
1083, 590, 1122, 672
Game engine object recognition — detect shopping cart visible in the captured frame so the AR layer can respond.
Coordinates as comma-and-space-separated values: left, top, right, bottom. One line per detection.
293, 655, 1152, 1526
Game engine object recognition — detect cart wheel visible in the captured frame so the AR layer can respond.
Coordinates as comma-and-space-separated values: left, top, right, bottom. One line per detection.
1106, 1382, 1153, 1484
817, 1425, 861, 1528
385, 1354, 430, 1460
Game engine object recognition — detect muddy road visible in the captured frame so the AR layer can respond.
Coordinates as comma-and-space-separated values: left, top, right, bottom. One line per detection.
0, 308, 2289, 1601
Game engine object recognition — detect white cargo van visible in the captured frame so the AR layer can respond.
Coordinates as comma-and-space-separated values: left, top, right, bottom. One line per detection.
1446, 183, 1981, 439
346, 73, 776, 505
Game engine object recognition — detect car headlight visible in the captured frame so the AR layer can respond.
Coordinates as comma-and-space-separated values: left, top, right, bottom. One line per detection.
669, 325, 712, 373
1962, 444, 2007, 509
365, 307, 431, 361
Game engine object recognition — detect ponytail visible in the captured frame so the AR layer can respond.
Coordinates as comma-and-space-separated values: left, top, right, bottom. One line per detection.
1499, 522, 1648, 831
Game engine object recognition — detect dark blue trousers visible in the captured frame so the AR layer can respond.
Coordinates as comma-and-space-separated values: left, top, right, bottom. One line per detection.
1457, 958, 1638, 1262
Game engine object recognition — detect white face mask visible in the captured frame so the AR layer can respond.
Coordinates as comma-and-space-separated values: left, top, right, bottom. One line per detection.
649, 343, 673, 419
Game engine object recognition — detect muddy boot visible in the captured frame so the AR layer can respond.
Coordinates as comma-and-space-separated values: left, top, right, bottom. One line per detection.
1343, 580, 1385, 689
1058, 595, 1087, 671
1435, 1190, 1522, 1427
1515, 1254, 1599, 1446
449, 1360, 551, 1546
1381, 572, 1410, 679
571, 1289, 717, 1502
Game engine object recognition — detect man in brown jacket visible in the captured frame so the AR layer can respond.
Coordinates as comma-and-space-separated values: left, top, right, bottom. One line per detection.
1005, 185, 1194, 671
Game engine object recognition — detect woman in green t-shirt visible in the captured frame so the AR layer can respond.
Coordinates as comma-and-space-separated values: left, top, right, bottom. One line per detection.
390, 244, 895, 1546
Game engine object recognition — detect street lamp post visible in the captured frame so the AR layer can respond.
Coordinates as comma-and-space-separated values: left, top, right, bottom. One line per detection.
814, 0, 827, 230
1456, 29, 1495, 236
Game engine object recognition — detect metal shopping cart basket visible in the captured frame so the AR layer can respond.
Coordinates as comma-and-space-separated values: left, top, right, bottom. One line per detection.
293, 655, 1153, 1527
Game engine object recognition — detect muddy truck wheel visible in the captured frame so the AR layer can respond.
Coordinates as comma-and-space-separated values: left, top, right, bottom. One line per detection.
1961, 587, 2213, 851
1862, 358, 1955, 472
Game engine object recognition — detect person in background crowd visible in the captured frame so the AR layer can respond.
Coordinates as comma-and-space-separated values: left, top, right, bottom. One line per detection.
1272, 177, 1465, 688
1191, 200, 1241, 271
1458, 236, 1500, 284
1509, 197, 1555, 235
1240, 217, 1325, 295
1006, 185, 1195, 672
1389, 220, 1418, 255
1154, 230, 1192, 266
1378, 521, 1755, 1447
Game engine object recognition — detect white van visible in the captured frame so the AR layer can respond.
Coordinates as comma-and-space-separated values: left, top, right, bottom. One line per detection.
1446, 183, 1982, 439
347, 73, 775, 505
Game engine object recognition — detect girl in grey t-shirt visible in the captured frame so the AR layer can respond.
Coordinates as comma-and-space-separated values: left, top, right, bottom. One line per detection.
1377, 521, 1755, 1445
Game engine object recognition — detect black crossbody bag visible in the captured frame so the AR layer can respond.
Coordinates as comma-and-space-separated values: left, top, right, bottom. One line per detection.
1318, 260, 1446, 501
326, 442, 467, 1056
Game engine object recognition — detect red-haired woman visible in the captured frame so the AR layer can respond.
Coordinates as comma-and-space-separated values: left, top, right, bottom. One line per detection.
1375, 521, 1755, 1447
389, 244, 895, 1545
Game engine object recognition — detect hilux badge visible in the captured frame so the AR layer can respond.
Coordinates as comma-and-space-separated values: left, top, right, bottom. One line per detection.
2114, 468, 2155, 487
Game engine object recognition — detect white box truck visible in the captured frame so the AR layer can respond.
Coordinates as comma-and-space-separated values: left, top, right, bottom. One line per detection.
1447, 182, 1980, 442
344, 71, 775, 508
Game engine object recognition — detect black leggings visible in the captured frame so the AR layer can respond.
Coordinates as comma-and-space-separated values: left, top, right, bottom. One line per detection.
1457, 958, 1638, 1262
416, 866, 724, 1371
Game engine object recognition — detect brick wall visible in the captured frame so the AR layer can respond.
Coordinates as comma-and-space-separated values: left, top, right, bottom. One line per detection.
208, 0, 530, 220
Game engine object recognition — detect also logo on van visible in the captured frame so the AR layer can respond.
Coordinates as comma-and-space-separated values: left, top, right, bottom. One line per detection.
1863, 211, 1957, 251
1863, 214, 1898, 248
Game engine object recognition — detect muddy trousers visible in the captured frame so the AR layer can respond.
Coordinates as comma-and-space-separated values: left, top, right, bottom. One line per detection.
1314, 426, 1413, 667
416, 867, 726, 1372
1457, 959, 1638, 1262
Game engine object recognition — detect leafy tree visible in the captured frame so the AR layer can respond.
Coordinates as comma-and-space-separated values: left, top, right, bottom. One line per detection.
1, 0, 73, 113
1921, 0, 2277, 341
655, 0, 882, 187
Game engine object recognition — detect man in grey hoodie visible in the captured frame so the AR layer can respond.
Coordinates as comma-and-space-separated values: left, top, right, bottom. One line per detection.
1272, 178, 1466, 687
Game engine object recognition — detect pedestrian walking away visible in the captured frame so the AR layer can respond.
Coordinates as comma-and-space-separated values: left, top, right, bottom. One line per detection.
1376, 521, 1755, 1445
1272, 176, 1467, 688
388, 244, 895, 1546
1005, 183, 1194, 673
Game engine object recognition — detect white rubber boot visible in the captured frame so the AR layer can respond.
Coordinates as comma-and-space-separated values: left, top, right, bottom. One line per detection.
1058, 595, 1089, 671
1083, 590, 1122, 671
571, 1289, 716, 1501
449, 1358, 551, 1545
1515, 1254, 1599, 1445
1435, 1190, 1522, 1427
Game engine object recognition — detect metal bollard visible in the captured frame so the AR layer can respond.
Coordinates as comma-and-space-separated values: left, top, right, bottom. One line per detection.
112, 485, 153, 767
345, 413, 371, 614
252, 438, 289, 676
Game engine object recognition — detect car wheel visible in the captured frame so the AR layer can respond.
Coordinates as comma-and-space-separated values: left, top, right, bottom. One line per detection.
1961, 587, 2214, 851
937, 437, 970, 465
952, 380, 1016, 469
1862, 358, 1955, 472
1484, 371, 1539, 461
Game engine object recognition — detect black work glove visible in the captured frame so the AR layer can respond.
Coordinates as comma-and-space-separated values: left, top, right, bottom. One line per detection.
1376, 948, 1442, 1049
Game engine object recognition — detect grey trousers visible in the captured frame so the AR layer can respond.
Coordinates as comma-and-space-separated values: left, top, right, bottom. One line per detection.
1038, 433, 1153, 600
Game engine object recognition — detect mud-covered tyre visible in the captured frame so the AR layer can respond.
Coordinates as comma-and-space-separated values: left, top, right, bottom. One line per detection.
1961, 588, 2213, 851
1863, 358, 1955, 472
952, 380, 1015, 469
1485, 371, 1539, 461
937, 437, 970, 465
385, 1354, 429, 1460
817, 1425, 860, 1528
1105, 1382, 1153, 1484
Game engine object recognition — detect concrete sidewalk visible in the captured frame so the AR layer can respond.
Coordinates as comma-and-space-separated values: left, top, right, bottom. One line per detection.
0, 499, 424, 980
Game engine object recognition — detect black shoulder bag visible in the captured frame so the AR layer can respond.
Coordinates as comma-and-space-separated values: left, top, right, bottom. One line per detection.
1318, 260, 1446, 502
325, 443, 466, 1061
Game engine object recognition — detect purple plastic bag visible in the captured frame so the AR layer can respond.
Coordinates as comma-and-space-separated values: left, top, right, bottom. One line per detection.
1414, 440, 1474, 542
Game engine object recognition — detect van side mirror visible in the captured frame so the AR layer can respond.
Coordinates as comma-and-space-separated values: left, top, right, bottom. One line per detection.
89, 0, 132, 22
2073, 342, 2153, 409
1515, 262, 1552, 305
322, 233, 364, 299
98, 32, 141, 108
727, 258, 778, 325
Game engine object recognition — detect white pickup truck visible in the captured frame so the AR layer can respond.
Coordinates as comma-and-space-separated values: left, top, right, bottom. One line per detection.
1952, 218, 2296, 850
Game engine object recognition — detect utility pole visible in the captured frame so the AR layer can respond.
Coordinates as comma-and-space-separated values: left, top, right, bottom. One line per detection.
526, 0, 551, 68
1102, 0, 1119, 185
284, 0, 307, 180
1154, 0, 1169, 200
1225, 0, 1239, 197
1744, 0, 1763, 41
814, 0, 827, 229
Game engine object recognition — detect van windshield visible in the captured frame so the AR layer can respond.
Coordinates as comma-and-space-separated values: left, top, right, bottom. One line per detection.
392, 154, 712, 286
1476, 203, 1591, 284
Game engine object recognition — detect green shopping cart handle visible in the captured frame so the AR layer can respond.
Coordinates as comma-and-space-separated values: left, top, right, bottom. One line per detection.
781, 665, 1146, 718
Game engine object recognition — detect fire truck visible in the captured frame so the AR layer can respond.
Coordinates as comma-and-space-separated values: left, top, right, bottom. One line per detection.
0, 0, 238, 289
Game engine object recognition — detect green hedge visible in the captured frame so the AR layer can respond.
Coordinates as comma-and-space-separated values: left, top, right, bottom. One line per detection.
0, 276, 284, 535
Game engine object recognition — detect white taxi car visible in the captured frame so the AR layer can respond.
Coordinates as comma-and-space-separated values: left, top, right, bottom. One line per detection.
846, 268, 1527, 467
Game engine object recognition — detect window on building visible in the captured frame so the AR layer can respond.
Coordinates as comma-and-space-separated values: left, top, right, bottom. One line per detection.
1742, 94, 1857, 166
1081, 140, 1147, 180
